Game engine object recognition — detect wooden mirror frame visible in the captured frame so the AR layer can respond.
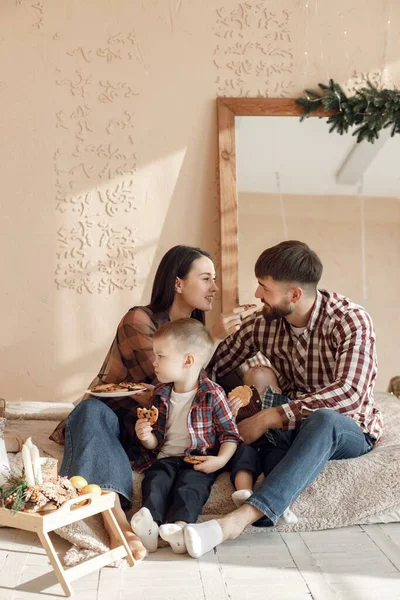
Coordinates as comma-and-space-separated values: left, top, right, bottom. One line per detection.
217, 97, 328, 311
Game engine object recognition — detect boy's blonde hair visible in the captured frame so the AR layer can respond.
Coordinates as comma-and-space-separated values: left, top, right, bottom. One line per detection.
153, 318, 213, 361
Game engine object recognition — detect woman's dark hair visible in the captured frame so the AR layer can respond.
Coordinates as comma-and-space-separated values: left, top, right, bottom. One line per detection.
255, 240, 323, 290
148, 245, 212, 323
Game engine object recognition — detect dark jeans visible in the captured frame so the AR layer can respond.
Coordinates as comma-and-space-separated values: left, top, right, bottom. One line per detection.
229, 443, 263, 486
60, 399, 134, 506
141, 456, 218, 524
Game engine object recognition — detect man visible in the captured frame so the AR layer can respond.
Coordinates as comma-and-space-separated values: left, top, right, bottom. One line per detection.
182, 240, 383, 558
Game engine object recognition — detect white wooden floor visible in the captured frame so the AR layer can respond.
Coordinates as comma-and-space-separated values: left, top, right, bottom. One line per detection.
1, 524, 400, 599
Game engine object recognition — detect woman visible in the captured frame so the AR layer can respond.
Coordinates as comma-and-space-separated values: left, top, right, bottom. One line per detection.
53, 245, 245, 561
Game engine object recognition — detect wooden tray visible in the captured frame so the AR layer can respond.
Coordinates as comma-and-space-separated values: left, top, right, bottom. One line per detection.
0, 491, 135, 596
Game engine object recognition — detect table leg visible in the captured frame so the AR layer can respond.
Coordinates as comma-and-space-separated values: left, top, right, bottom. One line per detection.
37, 530, 74, 597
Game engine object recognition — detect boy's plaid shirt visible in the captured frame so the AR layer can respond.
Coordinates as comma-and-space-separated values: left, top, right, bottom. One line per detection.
132, 370, 241, 473
209, 290, 383, 442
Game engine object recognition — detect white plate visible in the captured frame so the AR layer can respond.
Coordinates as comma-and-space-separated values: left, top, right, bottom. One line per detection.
86, 389, 145, 398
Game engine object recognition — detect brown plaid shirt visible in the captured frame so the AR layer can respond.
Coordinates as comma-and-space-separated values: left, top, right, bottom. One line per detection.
50, 306, 170, 445
92, 306, 170, 386
209, 290, 383, 441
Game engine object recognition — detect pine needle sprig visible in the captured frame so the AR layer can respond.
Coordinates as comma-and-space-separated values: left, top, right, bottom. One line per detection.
0, 473, 29, 513
296, 79, 400, 143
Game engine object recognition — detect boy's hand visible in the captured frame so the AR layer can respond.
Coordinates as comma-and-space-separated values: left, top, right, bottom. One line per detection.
135, 417, 154, 442
226, 394, 242, 418
193, 455, 224, 474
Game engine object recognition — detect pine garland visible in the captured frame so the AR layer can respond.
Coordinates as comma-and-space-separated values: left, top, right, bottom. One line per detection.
296, 79, 400, 143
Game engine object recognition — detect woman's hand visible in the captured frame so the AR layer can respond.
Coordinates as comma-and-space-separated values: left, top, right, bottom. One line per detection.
134, 383, 155, 407
211, 305, 256, 343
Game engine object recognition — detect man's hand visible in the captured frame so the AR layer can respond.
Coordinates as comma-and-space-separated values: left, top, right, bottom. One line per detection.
135, 417, 154, 442
238, 407, 283, 444
193, 455, 224, 474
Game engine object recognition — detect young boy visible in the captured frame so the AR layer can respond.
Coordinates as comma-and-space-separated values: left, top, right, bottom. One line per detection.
131, 318, 241, 554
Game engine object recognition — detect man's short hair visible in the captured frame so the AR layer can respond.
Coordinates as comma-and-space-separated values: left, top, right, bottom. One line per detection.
153, 318, 214, 359
255, 240, 323, 288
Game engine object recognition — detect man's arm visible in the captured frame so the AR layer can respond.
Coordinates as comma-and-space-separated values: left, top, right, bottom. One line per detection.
207, 312, 259, 380
237, 407, 283, 444
275, 309, 377, 431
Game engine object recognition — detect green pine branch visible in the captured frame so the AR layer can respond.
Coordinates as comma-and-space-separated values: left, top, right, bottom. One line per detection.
0, 473, 29, 513
296, 79, 400, 143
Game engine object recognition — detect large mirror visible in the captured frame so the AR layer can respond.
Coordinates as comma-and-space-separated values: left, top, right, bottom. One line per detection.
217, 98, 400, 390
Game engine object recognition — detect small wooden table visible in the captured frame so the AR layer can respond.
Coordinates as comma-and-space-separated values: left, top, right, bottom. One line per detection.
0, 491, 135, 597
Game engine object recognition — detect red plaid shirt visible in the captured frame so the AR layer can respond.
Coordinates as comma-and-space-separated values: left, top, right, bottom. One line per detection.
209, 290, 383, 441
132, 370, 241, 473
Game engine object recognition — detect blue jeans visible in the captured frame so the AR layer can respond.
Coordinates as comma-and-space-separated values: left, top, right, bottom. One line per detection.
246, 408, 373, 526
60, 399, 134, 506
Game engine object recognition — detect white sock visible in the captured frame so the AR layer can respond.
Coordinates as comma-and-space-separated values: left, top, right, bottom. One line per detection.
159, 523, 187, 554
231, 489, 253, 508
278, 508, 298, 525
130, 507, 159, 553
184, 520, 224, 559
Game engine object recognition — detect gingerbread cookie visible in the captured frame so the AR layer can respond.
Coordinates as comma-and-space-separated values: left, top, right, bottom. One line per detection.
183, 455, 203, 465
91, 382, 147, 393
228, 385, 253, 407
137, 405, 159, 425
118, 382, 147, 392
238, 303, 257, 311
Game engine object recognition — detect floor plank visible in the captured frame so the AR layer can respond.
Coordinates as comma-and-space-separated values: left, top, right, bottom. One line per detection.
1, 524, 400, 599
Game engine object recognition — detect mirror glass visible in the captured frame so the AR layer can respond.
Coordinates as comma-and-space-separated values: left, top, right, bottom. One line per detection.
235, 115, 400, 389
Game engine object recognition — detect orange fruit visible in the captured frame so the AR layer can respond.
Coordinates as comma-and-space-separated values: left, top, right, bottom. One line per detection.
69, 475, 88, 489
80, 484, 102, 496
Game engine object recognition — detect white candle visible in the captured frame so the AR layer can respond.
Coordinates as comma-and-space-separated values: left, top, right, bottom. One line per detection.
21, 438, 35, 487
0, 417, 10, 487
30, 443, 43, 485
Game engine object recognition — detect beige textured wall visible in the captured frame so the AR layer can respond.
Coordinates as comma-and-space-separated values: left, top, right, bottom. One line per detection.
1, 1, 399, 401
238, 192, 400, 389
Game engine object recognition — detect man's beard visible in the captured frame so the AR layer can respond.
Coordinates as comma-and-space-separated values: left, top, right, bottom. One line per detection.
262, 300, 293, 324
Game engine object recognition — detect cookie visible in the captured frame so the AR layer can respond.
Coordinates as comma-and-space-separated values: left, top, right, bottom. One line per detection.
228, 385, 253, 407
137, 405, 159, 425
118, 382, 147, 392
91, 382, 147, 393
183, 455, 203, 465
238, 303, 257, 311
90, 383, 117, 393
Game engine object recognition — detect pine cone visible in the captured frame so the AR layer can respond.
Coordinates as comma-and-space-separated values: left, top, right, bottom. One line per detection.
4, 492, 17, 506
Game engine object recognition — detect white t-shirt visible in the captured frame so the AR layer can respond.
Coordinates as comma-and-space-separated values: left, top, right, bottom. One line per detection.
157, 388, 197, 459
290, 324, 306, 337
